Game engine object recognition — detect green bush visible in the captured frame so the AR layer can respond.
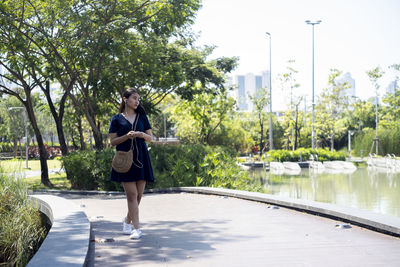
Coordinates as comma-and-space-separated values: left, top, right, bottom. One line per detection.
197, 151, 256, 190
62, 149, 122, 191
0, 170, 47, 266
147, 144, 211, 189
62, 144, 260, 192
264, 148, 346, 162
146, 144, 256, 190
0, 142, 15, 153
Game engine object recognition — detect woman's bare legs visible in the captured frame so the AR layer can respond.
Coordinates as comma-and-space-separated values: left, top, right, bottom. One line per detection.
136, 180, 146, 205
122, 182, 139, 229
122, 180, 146, 229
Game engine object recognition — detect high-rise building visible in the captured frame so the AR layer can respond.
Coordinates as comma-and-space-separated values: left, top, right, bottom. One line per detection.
386, 80, 398, 95
233, 72, 269, 111
336, 72, 356, 98
234, 75, 248, 110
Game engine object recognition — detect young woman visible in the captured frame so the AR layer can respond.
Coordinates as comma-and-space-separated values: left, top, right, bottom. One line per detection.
108, 88, 154, 239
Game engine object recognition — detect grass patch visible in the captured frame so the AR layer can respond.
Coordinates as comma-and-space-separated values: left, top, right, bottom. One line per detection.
0, 170, 48, 265
24, 173, 70, 191
0, 158, 62, 173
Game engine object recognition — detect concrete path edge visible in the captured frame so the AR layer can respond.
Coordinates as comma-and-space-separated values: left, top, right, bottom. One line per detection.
27, 195, 91, 267
32, 186, 400, 238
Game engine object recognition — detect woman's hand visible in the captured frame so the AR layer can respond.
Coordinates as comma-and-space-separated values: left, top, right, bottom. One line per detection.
127, 131, 138, 139
127, 131, 144, 139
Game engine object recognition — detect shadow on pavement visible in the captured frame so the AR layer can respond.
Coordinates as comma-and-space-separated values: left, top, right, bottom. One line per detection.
91, 219, 256, 265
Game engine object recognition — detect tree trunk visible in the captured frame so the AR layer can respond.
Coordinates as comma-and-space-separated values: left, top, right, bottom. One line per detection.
13, 138, 17, 158
259, 112, 264, 153
71, 134, 79, 150
77, 118, 86, 150
69, 93, 104, 150
42, 81, 69, 156
294, 105, 299, 150
25, 95, 53, 187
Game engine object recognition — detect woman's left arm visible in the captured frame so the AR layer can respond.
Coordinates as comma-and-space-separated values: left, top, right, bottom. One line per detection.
139, 129, 153, 142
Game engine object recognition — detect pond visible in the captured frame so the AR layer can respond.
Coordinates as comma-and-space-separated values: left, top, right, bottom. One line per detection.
248, 167, 400, 218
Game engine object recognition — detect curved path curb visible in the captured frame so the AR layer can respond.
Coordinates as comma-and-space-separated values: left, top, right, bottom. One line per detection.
163, 187, 400, 237
28, 195, 91, 267
33, 186, 400, 237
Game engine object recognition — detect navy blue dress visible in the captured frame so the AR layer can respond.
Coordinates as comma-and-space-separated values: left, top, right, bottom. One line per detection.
109, 113, 154, 182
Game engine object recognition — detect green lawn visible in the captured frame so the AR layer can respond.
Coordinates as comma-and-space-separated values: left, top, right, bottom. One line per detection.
24, 173, 70, 190
0, 158, 62, 173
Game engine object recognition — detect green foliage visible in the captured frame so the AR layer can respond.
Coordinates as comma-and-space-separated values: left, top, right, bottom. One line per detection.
148, 144, 259, 191
61, 144, 259, 192
0, 142, 14, 153
170, 90, 237, 145
0, 171, 47, 266
353, 127, 400, 156
248, 87, 270, 151
345, 98, 377, 130
62, 149, 122, 191
315, 69, 351, 150
381, 89, 400, 129
265, 148, 346, 162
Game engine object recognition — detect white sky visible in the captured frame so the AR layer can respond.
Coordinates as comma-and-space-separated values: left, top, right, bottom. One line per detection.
192, 0, 400, 106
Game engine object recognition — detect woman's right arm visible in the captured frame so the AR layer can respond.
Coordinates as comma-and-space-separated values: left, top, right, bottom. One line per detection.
109, 131, 139, 146
109, 133, 129, 146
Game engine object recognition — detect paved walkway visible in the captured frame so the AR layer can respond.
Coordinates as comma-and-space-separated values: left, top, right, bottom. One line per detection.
53, 192, 400, 267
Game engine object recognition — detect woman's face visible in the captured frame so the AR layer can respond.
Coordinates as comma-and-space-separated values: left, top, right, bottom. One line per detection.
125, 93, 140, 110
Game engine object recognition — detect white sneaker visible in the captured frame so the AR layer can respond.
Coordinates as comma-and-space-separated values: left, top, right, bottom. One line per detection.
130, 229, 142, 239
122, 218, 133, 235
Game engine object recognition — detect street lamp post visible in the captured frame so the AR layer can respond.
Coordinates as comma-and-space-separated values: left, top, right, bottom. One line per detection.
266, 32, 273, 150
8, 107, 29, 169
305, 20, 321, 150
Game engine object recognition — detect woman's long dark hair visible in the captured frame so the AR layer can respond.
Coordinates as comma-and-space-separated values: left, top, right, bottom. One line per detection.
119, 88, 146, 114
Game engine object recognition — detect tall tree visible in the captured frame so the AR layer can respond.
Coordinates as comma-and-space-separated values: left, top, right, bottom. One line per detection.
316, 69, 350, 151
0, 4, 54, 185
278, 60, 300, 150
248, 87, 270, 153
380, 64, 400, 129
366, 66, 385, 154
170, 88, 236, 145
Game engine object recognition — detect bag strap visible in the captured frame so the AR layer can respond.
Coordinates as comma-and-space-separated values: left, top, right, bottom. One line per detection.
132, 113, 143, 168
129, 113, 140, 150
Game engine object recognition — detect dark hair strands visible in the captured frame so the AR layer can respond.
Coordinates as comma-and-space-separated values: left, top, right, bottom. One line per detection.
119, 88, 146, 114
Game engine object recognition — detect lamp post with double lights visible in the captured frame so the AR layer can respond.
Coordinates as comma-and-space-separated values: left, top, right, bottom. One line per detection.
266, 32, 273, 150
8, 106, 29, 169
305, 20, 321, 150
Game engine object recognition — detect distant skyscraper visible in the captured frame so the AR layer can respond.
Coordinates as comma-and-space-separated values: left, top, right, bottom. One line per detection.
386, 80, 398, 95
233, 71, 269, 111
261, 70, 271, 90
234, 75, 248, 110
336, 72, 356, 98
255, 75, 263, 92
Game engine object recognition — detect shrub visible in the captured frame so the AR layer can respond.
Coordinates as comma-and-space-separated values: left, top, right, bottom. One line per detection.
62, 144, 260, 192
62, 149, 121, 191
0, 170, 47, 266
264, 148, 346, 162
0, 142, 13, 153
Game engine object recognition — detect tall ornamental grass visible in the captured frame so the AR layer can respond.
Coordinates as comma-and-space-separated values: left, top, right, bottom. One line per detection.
0, 169, 47, 266
353, 127, 400, 156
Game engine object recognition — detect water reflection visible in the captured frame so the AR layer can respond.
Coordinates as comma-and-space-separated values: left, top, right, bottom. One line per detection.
248, 167, 400, 218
